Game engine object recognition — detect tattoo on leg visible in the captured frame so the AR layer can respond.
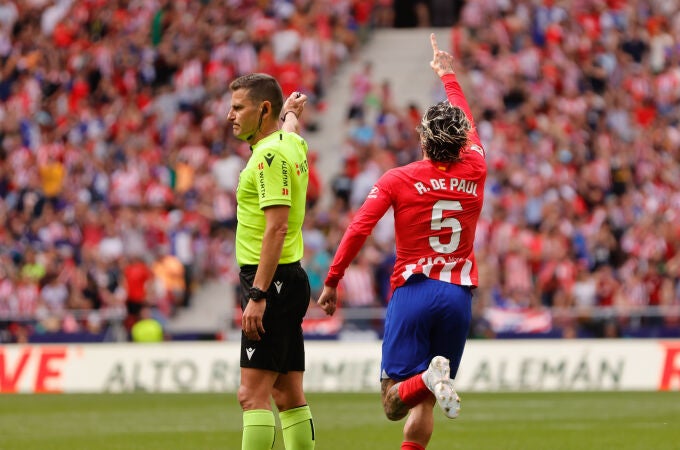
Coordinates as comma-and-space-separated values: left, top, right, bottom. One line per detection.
381, 379, 410, 421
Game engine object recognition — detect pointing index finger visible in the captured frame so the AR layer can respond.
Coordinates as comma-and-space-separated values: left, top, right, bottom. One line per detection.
430, 33, 439, 54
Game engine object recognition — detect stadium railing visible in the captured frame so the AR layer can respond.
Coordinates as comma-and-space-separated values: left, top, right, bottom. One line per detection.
2, 304, 679, 343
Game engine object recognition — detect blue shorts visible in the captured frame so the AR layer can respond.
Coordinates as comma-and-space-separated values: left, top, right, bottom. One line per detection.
381, 275, 472, 381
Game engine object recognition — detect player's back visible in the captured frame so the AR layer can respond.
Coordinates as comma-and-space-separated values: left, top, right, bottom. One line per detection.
379, 151, 486, 289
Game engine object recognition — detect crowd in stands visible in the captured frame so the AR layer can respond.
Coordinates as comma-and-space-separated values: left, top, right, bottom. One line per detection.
302, 0, 680, 340
0, 0, 371, 343
1, 0, 679, 343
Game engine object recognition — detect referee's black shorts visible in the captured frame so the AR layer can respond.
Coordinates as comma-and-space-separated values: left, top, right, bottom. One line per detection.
239, 261, 311, 373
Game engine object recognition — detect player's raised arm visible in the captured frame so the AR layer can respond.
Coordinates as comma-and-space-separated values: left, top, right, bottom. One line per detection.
430, 33, 480, 145
430, 33, 455, 77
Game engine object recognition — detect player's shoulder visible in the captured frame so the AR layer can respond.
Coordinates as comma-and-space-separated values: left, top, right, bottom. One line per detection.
381, 160, 426, 179
375, 161, 432, 190
459, 141, 487, 168
468, 142, 485, 158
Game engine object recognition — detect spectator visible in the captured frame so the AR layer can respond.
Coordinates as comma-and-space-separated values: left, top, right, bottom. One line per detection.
151, 251, 185, 317
131, 306, 165, 343
339, 248, 383, 333
346, 61, 374, 123
121, 255, 154, 330
0, 0, 368, 342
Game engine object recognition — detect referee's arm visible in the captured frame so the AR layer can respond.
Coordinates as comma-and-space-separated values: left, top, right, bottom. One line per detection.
252, 204, 289, 293
280, 92, 307, 134
242, 204, 289, 341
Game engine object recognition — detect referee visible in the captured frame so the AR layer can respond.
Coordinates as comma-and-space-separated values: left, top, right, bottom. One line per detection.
227, 73, 315, 450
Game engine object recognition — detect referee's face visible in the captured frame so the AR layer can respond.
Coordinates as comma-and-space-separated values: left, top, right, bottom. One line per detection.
228, 89, 262, 142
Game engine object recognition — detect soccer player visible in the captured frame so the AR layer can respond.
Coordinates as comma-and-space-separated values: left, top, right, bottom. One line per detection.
228, 74, 315, 450
317, 34, 486, 450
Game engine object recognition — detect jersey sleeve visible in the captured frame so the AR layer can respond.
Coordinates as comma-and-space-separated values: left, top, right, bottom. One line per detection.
441, 73, 484, 153
324, 181, 393, 288
257, 147, 293, 209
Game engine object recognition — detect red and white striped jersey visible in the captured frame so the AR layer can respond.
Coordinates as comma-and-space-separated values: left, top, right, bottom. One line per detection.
174, 59, 203, 91
341, 263, 377, 306
14, 282, 39, 317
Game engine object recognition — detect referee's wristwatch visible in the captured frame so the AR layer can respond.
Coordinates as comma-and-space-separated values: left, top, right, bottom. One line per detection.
248, 286, 268, 302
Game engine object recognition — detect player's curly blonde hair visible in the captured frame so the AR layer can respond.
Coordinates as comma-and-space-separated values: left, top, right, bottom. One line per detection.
417, 101, 471, 163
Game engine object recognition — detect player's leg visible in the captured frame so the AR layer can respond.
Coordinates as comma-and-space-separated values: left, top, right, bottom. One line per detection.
380, 376, 428, 421
381, 378, 409, 420
427, 282, 471, 418
272, 327, 315, 449
381, 274, 442, 393
272, 370, 306, 410
279, 404, 315, 450
272, 356, 315, 449
381, 377, 436, 448
381, 275, 471, 446
381, 276, 436, 419
422, 356, 460, 418
238, 266, 282, 450
272, 263, 315, 449
241, 409, 276, 450
403, 401, 435, 449
389, 278, 470, 420
382, 359, 459, 421
239, 367, 278, 450
380, 275, 440, 447
274, 372, 315, 450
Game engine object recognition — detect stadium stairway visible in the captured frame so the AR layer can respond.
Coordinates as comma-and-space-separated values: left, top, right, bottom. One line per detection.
165, 27, 450, 340
307, 26, 448, 208
165, 279, 234, 339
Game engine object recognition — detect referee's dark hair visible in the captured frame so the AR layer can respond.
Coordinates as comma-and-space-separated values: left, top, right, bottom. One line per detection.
229, 73, 284, 117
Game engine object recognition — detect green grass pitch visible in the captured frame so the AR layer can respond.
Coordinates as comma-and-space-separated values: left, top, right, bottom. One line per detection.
0, 391, 678, 449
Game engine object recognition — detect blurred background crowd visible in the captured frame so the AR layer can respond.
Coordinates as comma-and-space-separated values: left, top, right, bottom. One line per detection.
0, 0, 679, 343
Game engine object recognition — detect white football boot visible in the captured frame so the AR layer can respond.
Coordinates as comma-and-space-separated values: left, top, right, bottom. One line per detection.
422, 356, 461, 419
